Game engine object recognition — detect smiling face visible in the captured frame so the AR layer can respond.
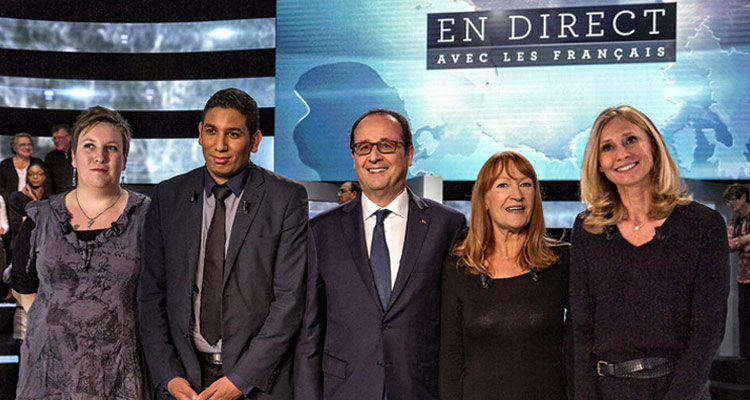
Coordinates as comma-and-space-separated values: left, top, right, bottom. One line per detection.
484, 163, 535, 236
26, 165, 46, 189
52, 128, 72, 152
72, 122, 126, 190
597, 117, 655, 191
351, 114, 413, 206
199, 107, 261, 185
14, 136, 33, 158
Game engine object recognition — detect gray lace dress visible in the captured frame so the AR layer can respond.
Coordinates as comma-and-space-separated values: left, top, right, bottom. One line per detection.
11, 190, 151, 400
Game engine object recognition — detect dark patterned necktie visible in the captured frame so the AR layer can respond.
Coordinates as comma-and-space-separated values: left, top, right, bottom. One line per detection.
370, 209, 392, 308
201, 185, 231, 345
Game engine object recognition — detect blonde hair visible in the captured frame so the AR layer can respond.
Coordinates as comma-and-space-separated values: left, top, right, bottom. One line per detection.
580, 105, 690, 234
453, 151, 557, 275
72, 106, 132, 158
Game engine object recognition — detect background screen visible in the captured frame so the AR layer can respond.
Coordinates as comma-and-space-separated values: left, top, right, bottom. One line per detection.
275, 0, 750, 181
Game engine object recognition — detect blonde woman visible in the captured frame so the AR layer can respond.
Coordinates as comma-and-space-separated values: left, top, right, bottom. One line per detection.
440, 151, 570, 400
570, 105, 728, 399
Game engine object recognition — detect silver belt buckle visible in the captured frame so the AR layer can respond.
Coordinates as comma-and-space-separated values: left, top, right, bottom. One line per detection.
201, 352, 222, 365
596, 360, 609, 377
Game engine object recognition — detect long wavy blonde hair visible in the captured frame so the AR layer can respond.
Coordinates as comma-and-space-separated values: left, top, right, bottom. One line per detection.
453, 151, 557, 275
580, 106, 691, 234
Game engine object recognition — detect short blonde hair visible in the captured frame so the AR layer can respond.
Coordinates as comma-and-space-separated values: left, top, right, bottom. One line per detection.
72, 106, 132, 158
580, 105, 690, 233
453, 151, 557, 274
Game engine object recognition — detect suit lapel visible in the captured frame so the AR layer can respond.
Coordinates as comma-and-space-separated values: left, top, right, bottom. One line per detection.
341, 197, 384, 310
386, 191, 429, 313
223, 165, 265, 287
185, 170, 205, 304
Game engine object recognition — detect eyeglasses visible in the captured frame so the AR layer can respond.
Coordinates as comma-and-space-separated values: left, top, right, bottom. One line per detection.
726, 198, 740, 206
350, 139, 405, 156
28, 172, 45, 177
338, 188, 352, 194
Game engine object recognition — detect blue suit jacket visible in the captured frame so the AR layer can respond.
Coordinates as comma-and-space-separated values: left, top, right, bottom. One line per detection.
294, 190, 466, 400
138, 164, 308, 399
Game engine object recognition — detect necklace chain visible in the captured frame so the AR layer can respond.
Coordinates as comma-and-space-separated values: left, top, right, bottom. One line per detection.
629, 218, 644, 231
75, 189, 123, 228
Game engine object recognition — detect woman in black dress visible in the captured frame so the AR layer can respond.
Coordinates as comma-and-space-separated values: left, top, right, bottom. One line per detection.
439, 151, 570, 400
571, 105, 729, 399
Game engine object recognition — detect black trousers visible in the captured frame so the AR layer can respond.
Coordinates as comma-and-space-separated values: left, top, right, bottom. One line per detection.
739, 283, 750, 359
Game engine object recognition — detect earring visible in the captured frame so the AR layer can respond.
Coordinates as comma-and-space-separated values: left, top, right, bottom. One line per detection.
120, 174, 125, 188
72, 167, 77, 187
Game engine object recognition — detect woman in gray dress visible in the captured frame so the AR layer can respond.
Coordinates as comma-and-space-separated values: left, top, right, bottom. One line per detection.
11, 106, 151, 399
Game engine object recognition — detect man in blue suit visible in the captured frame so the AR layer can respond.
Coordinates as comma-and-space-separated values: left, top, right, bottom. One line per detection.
139, 89, 308, 400
294, 109, 466, 400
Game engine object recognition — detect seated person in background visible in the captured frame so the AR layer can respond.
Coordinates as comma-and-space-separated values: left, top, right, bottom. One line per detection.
44, 123, 74, 194
337, 180, 360, 204
8, 163, 49, 249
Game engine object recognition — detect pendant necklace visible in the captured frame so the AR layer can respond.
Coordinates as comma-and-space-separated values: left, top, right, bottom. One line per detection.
75, 189, 123, 228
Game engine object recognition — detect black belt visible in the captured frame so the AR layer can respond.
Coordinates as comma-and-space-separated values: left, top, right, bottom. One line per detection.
197, 352, 222, 366
596, 357, 674, 379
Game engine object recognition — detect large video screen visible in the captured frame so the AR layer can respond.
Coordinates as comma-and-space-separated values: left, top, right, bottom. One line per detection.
276, 0, 750, 181
0, 13, 275, 184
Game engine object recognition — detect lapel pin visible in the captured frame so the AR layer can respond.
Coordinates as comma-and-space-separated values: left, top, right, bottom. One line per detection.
421, 218, 427, 224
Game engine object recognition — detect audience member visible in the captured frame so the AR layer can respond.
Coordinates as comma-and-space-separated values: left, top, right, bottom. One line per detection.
337, 180, 360, 204
724, 183, 750, 359
8, 163, 49, 249
6, 163, 47, 353
44, 123, 74, 194
295, 108, 465, 400
0, 132, 51, 201
571, 105, 728, 399
440, 151, 571, 400
139, 88, 308, 400
11, 106, 151, 399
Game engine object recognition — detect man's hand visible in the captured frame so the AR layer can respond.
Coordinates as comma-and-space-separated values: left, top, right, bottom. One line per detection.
167, 377, 199, 400
198, 376, 242, 400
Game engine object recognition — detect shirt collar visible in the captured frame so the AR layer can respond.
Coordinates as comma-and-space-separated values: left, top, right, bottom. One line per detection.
361, 188, 409, 220
203, 164, 250, 197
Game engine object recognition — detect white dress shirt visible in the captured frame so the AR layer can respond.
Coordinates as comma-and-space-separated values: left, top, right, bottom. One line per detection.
361, 189, 409, 288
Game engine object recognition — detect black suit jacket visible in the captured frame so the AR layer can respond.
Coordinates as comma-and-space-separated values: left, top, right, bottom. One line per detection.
294, 190, 466, 400
138, 164, 308, 399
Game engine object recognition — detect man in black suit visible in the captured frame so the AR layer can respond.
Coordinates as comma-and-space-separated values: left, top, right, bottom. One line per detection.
44, 124, 74, 194
294, 109, 466, 400
139, 88, 308, 400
